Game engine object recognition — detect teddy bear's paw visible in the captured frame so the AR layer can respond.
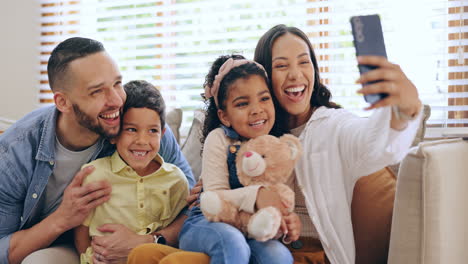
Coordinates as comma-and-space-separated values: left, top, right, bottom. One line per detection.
200, 191, 222, 217
247, 206, 281, 242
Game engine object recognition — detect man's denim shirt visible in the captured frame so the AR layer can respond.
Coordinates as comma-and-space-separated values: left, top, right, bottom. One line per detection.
0, 106, 194, 264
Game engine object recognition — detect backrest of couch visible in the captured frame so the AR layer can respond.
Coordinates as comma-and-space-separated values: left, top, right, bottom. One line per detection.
387, 104, 431, 175
388, 138, 468, 264
166, 108, 182, 144
180, 109, 204, 182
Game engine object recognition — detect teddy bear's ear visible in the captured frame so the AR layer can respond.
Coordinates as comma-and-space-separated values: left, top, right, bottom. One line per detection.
280, 134, 302, 160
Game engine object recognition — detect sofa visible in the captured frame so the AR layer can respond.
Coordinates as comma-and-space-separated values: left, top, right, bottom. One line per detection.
171, 105, 468, 264
1, 105, 465, 263
388, 138, 468, 264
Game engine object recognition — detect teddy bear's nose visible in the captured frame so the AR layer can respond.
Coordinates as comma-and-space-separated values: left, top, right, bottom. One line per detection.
245, 151, 253, 157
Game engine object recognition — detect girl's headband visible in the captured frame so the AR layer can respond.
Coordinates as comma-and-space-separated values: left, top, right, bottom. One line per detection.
203, 58, 267, 107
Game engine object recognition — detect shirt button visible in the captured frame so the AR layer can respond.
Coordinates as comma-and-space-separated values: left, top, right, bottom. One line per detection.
229, 146, 237, 153
162, 190, 167, 195
32, 193, 38, 199
139, 179, 143, 183
140, 203, 144, 208
20, 216, 23, 221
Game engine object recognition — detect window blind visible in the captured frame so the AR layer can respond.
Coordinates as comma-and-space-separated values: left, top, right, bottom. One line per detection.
39, 0, 467, 139
305, 0, 467, 126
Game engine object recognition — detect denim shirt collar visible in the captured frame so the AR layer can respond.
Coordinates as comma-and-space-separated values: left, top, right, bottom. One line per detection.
35, 107, 58, 162
35, 106, 109, 163
221, 125, 240, 140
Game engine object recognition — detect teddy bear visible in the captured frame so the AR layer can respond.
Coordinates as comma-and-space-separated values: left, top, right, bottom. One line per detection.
200, 134, 302, 241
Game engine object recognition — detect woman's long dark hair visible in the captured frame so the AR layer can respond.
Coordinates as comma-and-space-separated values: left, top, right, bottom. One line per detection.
254, 24, 341, 112
200, 54, 287, 148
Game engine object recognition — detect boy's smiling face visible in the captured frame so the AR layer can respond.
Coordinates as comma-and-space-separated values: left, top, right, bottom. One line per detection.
113, 107, 165, 176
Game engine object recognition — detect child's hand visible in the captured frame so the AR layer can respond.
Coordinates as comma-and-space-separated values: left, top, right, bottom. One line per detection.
274, 218, 288, 240
186, 179, 203, 208
282, 212, 301, 243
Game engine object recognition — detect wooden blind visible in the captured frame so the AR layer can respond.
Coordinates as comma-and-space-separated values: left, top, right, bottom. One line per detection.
39, 0, 81, 105
447, 2, 467, 127
39, 0, 467, 135
303, 0, 468, 125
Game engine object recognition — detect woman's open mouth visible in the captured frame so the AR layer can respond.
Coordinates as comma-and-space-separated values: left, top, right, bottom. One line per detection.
285, 85, 306, 102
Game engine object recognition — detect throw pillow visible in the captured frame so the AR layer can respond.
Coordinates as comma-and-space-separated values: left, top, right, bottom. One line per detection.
352, 167, 396, 264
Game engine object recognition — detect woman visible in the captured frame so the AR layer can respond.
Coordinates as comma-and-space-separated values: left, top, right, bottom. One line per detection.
127, 24, 422, 264
253, 25, 422, 264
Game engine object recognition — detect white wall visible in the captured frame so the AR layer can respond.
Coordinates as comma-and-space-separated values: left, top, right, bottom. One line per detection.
0, 2, 40, 123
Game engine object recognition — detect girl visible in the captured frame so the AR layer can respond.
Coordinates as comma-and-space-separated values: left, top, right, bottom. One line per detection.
128, 55, 301, 264
177, 54, 299, 264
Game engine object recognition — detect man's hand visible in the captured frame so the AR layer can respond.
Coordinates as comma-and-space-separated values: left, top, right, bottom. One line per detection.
91, 224, 151, 264
186, 179, 202, 209
52, 166, 111, 232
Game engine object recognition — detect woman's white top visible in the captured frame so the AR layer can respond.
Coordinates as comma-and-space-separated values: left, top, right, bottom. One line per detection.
296, 105, 422, 264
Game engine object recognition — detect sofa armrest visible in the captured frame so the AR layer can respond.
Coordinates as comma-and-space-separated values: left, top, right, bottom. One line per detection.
389, 138, 468, 264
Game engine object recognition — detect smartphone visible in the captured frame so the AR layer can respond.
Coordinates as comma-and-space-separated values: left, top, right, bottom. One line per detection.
350, 14, 388, 104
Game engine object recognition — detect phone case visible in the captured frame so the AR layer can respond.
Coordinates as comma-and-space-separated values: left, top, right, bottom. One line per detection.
350, 14, 388, 104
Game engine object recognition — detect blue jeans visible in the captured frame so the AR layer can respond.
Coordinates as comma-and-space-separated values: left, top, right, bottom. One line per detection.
179, 207, 293, 264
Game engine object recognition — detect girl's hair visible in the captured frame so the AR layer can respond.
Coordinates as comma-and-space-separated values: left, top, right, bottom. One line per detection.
201, 54, 287, 147
254, 24, 341, 111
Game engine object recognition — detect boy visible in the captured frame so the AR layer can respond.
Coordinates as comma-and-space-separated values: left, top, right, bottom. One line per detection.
74, 80, 189, 264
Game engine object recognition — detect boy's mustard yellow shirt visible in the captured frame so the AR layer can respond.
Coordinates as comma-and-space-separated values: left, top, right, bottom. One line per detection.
82, 151, 189, 237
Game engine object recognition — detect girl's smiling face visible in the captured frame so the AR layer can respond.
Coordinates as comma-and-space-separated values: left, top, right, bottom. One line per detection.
218, 75, 275, 139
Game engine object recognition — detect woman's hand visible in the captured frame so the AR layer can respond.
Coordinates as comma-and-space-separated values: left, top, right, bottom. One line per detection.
356, 56, 422, 127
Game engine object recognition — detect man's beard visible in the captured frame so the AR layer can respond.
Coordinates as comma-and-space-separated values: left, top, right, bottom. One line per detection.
72, 104, 119, 139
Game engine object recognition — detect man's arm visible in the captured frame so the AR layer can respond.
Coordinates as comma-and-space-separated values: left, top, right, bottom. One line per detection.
91, 212, 188, 261
159, 125, 195, 188
6, 166, 111, 264
7, 214, 70, 264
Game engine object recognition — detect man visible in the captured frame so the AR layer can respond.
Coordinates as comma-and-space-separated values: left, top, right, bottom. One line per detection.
0, 37, 196, 264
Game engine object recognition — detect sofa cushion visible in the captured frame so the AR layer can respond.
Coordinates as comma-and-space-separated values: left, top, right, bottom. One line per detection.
388, 138, 468, 264
352, 167, 396, 264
